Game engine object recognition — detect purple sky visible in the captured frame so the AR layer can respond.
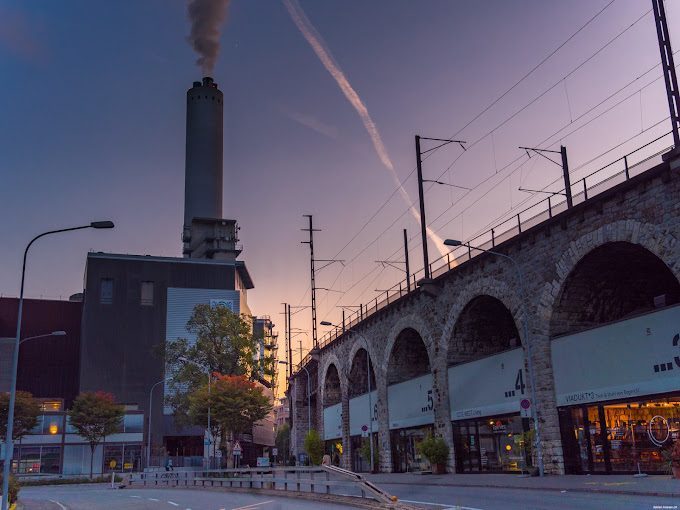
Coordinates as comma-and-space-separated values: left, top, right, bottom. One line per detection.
1, 1, 678, 383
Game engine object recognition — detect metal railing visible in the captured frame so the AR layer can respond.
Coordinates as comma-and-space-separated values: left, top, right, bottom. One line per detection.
128, 466, 396, 504
296, 133, 675, 371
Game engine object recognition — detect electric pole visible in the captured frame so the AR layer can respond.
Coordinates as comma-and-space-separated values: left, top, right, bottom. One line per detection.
652, 0, 680, 151
301, 215, 321, 349
404, 229, 411, 291
415, 135, 467, 279
519, 146, 573, 208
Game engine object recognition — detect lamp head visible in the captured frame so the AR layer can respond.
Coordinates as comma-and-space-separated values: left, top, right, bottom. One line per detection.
51, 331, 67, 336
320, 321, 333, 326
443, 239, 462, 247
90, 221, 115, 229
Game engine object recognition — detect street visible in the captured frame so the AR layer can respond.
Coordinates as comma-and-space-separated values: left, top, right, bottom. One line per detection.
18, 484, 356, 510
382, 483, 678, 510
18, 482, 680, 510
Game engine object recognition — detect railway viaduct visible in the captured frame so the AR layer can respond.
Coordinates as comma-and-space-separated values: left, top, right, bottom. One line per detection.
289, 148, 680, 475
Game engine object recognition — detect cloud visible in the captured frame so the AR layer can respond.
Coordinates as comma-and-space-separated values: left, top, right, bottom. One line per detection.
281, 107, 339, 139
282, 0, 447, 257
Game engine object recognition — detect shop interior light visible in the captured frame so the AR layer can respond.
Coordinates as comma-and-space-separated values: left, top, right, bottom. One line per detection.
49, 423, 58, 435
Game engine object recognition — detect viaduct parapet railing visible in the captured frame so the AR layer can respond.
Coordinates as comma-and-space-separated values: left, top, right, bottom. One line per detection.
297, 132, 675, 370
128, 465, 397, 505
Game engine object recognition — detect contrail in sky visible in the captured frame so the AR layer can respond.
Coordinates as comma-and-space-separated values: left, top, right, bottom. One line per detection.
283, 0, 448, 258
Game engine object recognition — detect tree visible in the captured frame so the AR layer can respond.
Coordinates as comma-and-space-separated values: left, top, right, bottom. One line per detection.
303, 429, 324, 466
164, 304, 267, 420
275, 423, 290, 464
0, 391, 40, 442
187, 374, 272, 466
68, 392, 124, 478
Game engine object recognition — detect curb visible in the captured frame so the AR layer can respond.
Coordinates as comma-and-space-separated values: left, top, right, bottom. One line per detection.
373, 479, 680, 499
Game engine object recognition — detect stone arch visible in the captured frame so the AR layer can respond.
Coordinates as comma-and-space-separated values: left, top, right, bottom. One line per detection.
323, 364, 343, 407
440, 276, 526, 364
318, 353, 345, 408
539, 220, 680, 337
449, 295, 521, 365
381, 314, 436, 380
347, 345, 377, 399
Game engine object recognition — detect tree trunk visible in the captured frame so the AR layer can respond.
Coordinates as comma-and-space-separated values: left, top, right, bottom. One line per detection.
89, 444, 95, 479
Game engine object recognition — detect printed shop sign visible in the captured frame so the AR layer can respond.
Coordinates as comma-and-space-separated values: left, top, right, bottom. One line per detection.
448, 347, 525, 420
387, 373, 434, 429
552, 305, 680, 407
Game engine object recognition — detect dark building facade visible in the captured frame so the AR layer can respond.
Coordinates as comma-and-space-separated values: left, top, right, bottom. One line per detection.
80, 252, 253, 460
0, 297, 82, 407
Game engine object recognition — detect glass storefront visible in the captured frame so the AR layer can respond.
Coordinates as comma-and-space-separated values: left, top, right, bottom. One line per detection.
13, 446, 61, 474
103, 444, 143, 472
350, 434, 378, 472
453, 414, 530, 473
390, 425, 433, 473
559, 393, 680, 474
323, 439, 343, 466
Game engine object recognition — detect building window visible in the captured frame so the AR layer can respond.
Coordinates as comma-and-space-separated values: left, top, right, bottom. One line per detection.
100, 278, 113, 304
123, 413, 143, 433
140, 281, 154, 306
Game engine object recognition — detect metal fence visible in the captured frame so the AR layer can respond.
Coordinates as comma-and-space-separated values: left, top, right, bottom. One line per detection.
296, 132, 675, 371
128, 465, 395, 504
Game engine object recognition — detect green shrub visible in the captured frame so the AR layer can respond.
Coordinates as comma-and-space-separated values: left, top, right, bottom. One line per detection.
0, 473, 19, 504
418, 434, 449, 466
303, 429, 324, 465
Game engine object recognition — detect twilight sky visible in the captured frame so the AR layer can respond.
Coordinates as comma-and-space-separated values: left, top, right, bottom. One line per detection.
1, 0, 678, 377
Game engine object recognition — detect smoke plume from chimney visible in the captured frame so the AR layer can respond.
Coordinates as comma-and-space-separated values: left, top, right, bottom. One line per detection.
186, 0, 230, 74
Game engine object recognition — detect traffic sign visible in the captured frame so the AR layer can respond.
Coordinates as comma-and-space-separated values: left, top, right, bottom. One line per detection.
361, 424, 368, 437
233, 441, 242, 456
520, 398, 531, 418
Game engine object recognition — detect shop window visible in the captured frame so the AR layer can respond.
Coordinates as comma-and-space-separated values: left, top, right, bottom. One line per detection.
123, 414, 143, 433
561, 395, 680, 474
100, 278, 113, 304
13, 446, 61, 474
29, 415, 63, 435
141, 281, 154, 306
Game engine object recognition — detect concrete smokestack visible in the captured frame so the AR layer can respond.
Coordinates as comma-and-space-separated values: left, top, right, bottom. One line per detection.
184, 76, 223, 229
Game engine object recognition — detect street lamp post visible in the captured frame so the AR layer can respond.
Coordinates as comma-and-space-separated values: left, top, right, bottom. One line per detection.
320, 321, 375, 472
443, 239, 544, 477
18, 331, 66, 346
2, 221, 113, 510
146, 379, 167, 468
177, 357, 212, 468
278, 361, 311, 464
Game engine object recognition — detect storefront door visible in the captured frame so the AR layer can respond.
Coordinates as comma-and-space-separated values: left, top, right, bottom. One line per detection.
453, 415, 529, 473
560, 394, 680, 474
390, 426, 432, 473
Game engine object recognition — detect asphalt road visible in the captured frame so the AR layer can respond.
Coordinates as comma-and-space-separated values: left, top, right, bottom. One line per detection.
19, 482, 680, 510
380, 483, 679, 510
19, 484, 357, 510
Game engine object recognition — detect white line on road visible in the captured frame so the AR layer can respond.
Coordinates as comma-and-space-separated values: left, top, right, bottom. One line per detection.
149, 498, 160, 502
130, 495, 142, 498
231, 501, 274, 510
398, 499, 485, 510
49, 499, 68, 510
168, 502, 179, 507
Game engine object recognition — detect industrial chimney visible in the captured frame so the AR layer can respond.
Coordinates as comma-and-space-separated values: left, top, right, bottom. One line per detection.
182, 77, 240, 261
184, 76, 223, 228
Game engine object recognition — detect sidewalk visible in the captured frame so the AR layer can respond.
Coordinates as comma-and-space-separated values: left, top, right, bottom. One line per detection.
365, 472, 680, 498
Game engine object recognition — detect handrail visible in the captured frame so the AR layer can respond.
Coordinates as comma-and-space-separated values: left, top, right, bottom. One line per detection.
128, 466, 397, 505
295, 133, 675, 373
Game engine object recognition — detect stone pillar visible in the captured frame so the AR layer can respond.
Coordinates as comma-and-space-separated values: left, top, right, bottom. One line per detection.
341, 392, 352, 470
290, 375, 309, 463
528, 330, 564, 474
432, 354, 455, 472
376, 374, 392, 472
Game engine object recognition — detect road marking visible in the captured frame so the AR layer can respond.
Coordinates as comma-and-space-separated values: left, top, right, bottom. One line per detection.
149, 498, 160, 502
398, 499, 485, 510
168, 502, 179, 507
49, 500, 68, 510
231, 501, 274, 510
130, 495, 142, 498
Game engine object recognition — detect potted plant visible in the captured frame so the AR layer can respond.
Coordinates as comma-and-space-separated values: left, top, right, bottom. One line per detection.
418, 434, 449, 474
671, 440, 680, 479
